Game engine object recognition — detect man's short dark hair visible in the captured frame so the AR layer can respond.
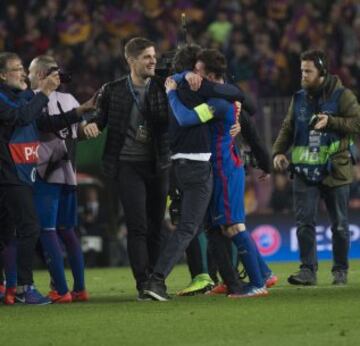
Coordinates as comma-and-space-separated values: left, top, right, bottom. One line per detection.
124, 37, 155, 59
300, 49, 328, 76
197, 49, 227, 79
0, 52, 20, 72
172, 44, 202, 73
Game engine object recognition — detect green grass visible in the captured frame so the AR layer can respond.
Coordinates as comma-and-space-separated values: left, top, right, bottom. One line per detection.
1, 261, 360, 346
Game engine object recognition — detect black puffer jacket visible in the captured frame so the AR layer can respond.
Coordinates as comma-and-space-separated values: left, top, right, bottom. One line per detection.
96, 75, 170, 178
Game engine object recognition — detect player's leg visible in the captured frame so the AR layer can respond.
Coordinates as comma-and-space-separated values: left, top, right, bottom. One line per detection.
34, 178, 71, 303
207, 227, 244, 295
57, 185, 88, 301
219, 166, 267, 297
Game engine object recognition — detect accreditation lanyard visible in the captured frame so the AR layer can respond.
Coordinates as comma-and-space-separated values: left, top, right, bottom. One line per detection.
127, 75, 151, 117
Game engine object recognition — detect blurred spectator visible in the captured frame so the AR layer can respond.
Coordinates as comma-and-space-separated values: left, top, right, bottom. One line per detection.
0, 0, 358, 102
1, 0, 358, 219
206, 10, 233, 46
57, 0, 91, 46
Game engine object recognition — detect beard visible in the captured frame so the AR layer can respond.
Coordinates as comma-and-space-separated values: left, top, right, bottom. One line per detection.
8, 80, 27, 91
301, 76, 323, 92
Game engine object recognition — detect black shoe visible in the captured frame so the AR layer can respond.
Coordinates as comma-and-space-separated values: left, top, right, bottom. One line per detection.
288, 268, 317, 286
144, 277, 170, 301
137, 290, 152, 301
332, 270, 347, 285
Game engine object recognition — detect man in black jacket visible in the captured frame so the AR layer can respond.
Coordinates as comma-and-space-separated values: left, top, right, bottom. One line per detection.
0, 52, 92, 304
84, 37, 171, 300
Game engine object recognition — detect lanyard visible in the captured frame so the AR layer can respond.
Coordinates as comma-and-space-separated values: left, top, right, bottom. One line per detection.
127, 75, 150, 116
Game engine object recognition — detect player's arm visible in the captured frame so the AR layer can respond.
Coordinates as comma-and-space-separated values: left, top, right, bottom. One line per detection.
171, 71, 189, 84
167, 89, 213, 126
171, 72, 255, 116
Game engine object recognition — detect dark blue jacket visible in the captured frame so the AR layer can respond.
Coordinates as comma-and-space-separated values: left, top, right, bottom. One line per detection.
0, 84, 80, 185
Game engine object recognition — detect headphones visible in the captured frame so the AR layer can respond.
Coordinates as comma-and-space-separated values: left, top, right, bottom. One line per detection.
314, 55, 327, 77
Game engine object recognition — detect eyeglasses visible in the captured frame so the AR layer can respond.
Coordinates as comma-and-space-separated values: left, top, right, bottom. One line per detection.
5, 66, 25, 73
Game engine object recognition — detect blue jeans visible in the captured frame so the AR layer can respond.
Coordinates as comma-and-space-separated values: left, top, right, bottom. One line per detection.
293, 175, 350, 272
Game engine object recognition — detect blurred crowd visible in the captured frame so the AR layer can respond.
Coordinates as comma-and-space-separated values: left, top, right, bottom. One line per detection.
0, 0, 359, 102
1, 0, 360, 218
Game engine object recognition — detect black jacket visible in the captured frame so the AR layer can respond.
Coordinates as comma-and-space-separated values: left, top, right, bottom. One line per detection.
96, 75, 170, 178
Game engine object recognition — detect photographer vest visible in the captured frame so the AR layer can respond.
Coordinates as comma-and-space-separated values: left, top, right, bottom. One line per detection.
0, 91, 39, 185
291, 88, 344, 183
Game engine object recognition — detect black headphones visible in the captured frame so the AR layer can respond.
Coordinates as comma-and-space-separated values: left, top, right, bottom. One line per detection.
314, 55, 327, 77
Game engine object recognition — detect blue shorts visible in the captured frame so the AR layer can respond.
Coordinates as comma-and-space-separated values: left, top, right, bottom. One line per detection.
33, 178, 77, 230
208, 164, 245, 228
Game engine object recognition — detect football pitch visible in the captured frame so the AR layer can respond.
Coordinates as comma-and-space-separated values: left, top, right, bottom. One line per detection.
1, 261, 360, 346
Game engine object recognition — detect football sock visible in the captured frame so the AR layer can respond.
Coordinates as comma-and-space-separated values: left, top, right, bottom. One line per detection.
40, 230, 68, 295
231, 231, 264, 287
252, 239, 272, 279
2, 238, 17, 288
57, 228, 85, 292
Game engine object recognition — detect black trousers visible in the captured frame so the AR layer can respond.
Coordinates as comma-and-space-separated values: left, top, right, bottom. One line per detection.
154, 159, 213, 278
115, 161, 169, 290
207, 228, 243, 292
0, 184, 40, 286
185, 228, 208, 279
294, 175, 350, 272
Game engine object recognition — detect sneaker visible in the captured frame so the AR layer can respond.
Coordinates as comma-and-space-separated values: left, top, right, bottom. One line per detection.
71, 290, 89, 302
206, 283, 228, 295
137, 290, 152, 301
177, 274, 214, 296
4, 287, 16, 305
48, 290, 72, 303
144, 277, 170, 302
228, 285, 268, 299
288, 268, 317, 286
265, 273, 278, 288
332, 270, 347, 285
16, 285, 52, 305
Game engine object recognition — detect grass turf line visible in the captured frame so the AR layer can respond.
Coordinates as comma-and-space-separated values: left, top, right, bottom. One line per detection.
1, 261, 360, 346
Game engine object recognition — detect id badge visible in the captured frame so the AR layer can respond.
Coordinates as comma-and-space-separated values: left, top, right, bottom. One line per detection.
309, 130, 321, 153
136, 125, 151, 143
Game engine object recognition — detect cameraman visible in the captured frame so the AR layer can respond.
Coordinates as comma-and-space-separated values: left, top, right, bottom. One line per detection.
273, 49, 360, 286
